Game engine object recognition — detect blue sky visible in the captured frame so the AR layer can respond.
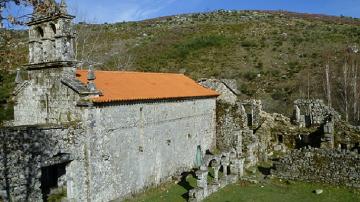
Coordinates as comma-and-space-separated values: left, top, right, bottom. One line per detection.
65, 0, 360, 23
4, 0, 360, 25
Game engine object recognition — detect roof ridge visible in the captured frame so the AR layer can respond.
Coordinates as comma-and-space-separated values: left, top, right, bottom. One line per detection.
76, 69, 185, 76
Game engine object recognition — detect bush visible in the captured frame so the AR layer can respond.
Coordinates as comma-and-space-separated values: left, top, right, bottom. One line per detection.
174, 35, 229, 58
255, 62, 264, 69
240, 83, 256, 97
0, 70, 15, 124
241, 40, 258, 48
243, 70, 259, 81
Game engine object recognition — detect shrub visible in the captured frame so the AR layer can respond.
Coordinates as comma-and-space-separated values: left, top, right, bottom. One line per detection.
0, 70, 15, 124
174, 35, 229, 58
241, 40, 258, 48
270, 69, 281, 77
240, 83, 256, 97
243, 70, 259, 81
255, 62, 263, 69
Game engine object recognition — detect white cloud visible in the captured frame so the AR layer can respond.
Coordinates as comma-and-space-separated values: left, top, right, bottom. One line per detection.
107, 0, 177, 22
67, 0, 177, 23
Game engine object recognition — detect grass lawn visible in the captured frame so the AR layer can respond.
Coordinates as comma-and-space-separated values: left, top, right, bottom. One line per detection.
207, 180, 360, 202
125, 178, 360, 202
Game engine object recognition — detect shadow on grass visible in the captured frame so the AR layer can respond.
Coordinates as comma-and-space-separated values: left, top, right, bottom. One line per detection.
178, 171, 197, 200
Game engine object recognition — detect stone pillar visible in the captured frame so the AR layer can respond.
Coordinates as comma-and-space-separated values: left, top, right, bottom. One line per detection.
240, 105, 248, 128
32, 41, 43, 63
223, 164, 229, 176
221, 155, 230, 177
29, 41, 35, 64
294, 105, 301, 123
238, 158, 245, 177
195, 168, 209, 197
229, 151, 238, 175
55, 37, 63, 61
229, 160, 238, 175
308, 104, 314, 125
321, 121, 334, 149
42, 38, 55, 62
234, 130, 242, 154
213, 166, 221, 183
299, 115, 306, 128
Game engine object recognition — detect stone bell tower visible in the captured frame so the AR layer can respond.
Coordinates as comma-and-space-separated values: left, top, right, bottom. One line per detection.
27, 0, 76, 67
13, 0, 79, 125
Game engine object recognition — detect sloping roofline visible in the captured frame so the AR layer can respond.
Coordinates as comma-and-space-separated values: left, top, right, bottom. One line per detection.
75, 70, 219, 103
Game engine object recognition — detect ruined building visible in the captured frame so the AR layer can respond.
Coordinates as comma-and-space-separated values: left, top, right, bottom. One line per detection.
1, 1, 360, 202
1, 2, 220, 201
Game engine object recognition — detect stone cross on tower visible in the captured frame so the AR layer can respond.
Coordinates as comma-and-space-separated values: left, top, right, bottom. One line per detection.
27, 0, 76, 68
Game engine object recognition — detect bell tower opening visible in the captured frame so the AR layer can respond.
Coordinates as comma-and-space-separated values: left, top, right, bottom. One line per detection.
35, 26, 44, 38
26, 0, 76, 68
50, 23, 57, 35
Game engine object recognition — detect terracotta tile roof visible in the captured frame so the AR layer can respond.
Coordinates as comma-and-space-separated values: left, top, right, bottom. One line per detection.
76, 70, 219, 103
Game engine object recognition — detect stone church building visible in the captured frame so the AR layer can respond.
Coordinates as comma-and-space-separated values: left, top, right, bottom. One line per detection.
1, 1, 219, 201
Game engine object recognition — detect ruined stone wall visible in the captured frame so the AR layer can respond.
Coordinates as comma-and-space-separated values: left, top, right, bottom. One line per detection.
13, 67, 82, 126
86, 98, 217, 201
216, 102, 244, 150
0, 125, 87, 201
294, 99, 341, 126
216, 100, 268, 167
272, 148, 360, 188
198, 79, 238, 105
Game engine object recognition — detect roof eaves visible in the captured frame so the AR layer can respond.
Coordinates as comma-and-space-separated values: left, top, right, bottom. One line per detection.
91, 94, 219, 104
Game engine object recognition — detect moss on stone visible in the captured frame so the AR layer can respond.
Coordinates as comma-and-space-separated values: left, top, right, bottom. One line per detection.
48, 187, 67, 202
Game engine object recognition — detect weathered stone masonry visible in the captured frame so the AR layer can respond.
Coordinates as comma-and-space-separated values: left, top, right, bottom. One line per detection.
1, 1, 220, 201
272, 148, 360, 188
85, 98, 217, 201
0, 125, 86, 201
3, 1, 360, 202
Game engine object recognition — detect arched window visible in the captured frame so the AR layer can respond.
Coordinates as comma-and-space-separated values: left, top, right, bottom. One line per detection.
35, 26, 44, 38
50, 23, 56, 35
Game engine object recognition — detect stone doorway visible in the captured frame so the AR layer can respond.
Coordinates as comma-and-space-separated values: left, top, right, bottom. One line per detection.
40, 162, 69, 201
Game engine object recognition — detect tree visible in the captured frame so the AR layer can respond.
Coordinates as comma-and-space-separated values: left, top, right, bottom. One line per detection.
1, 0, 30, 26
324, 60, 332, 108
0, 0, 61, 27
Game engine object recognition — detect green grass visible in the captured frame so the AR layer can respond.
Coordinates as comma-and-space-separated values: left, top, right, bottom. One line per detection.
207, 180, 360, 202
47, 187, 67, 202
124, 174, 197, 202
126, 178, 360, 202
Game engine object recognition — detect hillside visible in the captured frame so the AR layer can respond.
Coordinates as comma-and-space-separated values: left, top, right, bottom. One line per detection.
1, 10, 360, 123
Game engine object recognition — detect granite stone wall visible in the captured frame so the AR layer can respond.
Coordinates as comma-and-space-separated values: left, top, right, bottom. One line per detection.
85, 98, 217, 201
216, 102, 244, 150
13, 67, 82, 126
294, 99, 341, 127
0, 125, 86, 201
272, 148, 360, 188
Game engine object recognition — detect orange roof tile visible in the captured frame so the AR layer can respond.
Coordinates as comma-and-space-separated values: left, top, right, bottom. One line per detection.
76, 70, 219, 103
